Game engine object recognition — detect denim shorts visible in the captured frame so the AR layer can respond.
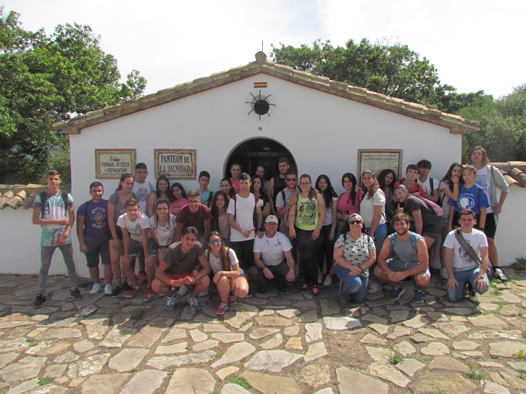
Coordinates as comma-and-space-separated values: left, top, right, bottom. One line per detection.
128, 239, 144, 257
84, 239, 110, 267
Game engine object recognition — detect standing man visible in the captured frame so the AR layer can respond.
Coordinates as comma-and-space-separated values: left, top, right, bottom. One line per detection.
395, 164, 426, 198
444, 209, 490, 302
417, 159, 439, 203
77, 182, 113, 295
32, 170, 82, 307
174, 190, 212, 244
250, 215, 295, 293
275, 170, 301, 238
375, 213, 430, 303
268, 157, 290, 215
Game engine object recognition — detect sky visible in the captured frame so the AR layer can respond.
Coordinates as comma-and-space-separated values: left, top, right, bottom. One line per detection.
2, 0, 525, 99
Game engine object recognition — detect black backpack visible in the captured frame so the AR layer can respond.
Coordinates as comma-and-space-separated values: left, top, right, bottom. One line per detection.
39, 191, 70, 218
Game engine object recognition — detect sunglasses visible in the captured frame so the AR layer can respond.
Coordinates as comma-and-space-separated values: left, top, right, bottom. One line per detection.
349, 220, 362, 225
209, 239, 221, 245
286, 178, 297, 182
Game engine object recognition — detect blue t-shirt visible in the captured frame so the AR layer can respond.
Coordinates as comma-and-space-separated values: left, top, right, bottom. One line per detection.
200, 190, 213, 208
448, 184, 490, 214
77, 199, 111, 242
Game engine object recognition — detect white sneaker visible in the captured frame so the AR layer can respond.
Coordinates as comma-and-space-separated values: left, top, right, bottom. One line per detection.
199, 289, 208, 297
440, 268, 449, 279
317, 274, 324, 284
323, 276, 332, 286
90, 283, 101, 295
367, 282, 383, 294
104, 284, 113, 296
468, 290, 479, 303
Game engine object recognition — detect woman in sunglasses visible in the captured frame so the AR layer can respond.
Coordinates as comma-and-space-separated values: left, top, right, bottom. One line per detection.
206, 231, 249, 315
333, 213, 376, 307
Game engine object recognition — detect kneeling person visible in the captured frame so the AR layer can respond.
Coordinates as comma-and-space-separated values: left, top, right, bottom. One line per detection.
444, 209, 489, 302
375, 213, 430, 303
152, 227, 211, 311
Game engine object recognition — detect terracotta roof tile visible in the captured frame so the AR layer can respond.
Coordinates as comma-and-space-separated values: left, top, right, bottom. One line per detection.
0, 185, 71, 210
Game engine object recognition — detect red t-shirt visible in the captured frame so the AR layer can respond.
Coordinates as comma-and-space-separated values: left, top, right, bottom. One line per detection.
394, 180, 426, 198
175, 205, 212, 232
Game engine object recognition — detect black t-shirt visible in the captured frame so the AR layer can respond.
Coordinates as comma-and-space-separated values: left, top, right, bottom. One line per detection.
404, 196, 441, 233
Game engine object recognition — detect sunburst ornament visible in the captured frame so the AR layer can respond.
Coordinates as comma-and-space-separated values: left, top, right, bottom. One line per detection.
246, 90, 275, 120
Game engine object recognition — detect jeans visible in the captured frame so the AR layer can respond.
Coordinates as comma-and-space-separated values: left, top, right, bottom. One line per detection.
367, 222, 388, 281
39, 243, 78, 295
447, 267, 489, 302
317, 224, 335, 274
333, 263, 368, 303
295, 227, 322, 285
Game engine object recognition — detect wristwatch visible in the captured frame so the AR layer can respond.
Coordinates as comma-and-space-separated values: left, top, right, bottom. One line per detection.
259, 265, 266, 271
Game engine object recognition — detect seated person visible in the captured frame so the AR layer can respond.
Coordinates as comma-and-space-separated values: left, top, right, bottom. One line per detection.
249, 215, 295, 293
333, 214, 376, 306
375, 213, 430, 303
205, 232, 249, 315
152, 227, 211, 311
444, 209, 490, 302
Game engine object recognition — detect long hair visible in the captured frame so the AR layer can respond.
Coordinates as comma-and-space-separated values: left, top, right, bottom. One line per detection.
116, 173, 135, 191
315, 174, 337, 208
153, 199, 170, 230
377, 169, 396, 195
441, 162, 464, 192
207, 231, 231, 271
341, 173, 357, 205
210, 190, 228, 232
155, 175, 174, 203
220, 178, 236, 198
250, 174, 264, 195
171, 183, 187, 199
299, 174, 316, 200
361, 170, 380, 200
467, 146, 490, 166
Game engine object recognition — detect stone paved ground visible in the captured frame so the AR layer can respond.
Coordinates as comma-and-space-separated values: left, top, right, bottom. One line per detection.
1, 271, 526, 394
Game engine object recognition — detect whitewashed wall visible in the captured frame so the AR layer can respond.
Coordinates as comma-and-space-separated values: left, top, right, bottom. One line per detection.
495, 185, 526, 265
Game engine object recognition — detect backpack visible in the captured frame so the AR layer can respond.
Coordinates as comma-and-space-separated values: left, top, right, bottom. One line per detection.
279, 187, 301, 232
39, 191, 70, 218
389, 232, 418, 258
231, 193, 259, 223
417, 196, 443, 217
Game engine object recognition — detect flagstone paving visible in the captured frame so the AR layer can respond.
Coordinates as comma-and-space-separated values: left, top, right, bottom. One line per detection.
1, 273, 526, 393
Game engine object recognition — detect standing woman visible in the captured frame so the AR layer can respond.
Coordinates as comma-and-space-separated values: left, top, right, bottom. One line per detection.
438, 162, 462, 278
468, 146, 510, 281
210, 191, 230, 245
220, 178, 236, 201
146, 175, 173, 218
251, 175, 270, 219
229, 163, 242, 193
288, 174, 326, 298
206, 232, 249, 315
377, 169, 396, 233
170, 183, 187, 216
315, 175, 338, 286
333, 213, 376, 306
107, 173, 137, 296
336, 173, 363, 239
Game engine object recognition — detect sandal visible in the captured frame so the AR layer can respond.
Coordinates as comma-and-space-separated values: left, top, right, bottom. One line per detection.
300, 282, 310, 293
312, 285, 320, 299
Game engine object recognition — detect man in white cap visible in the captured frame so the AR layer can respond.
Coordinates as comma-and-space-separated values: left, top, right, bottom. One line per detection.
250, 215, 296, 293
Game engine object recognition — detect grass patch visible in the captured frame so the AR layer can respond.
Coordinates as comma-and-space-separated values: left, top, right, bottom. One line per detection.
130, 308, 146, 320
519, 370, 526, 380
390, 351, 404, 365
467, 362, 485, 380
25, 338, 36, 347
492, 300, 510, 307
510, 256, 526, 271
523, 331, 526, 339
240, 320, 251, 327
515, 350, 526, 358
491, 289, 503, 296
38, 377, 53, 386
227, 376, 251, 390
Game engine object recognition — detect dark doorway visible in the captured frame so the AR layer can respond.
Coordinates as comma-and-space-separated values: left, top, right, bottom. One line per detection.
224, 138, 297, 182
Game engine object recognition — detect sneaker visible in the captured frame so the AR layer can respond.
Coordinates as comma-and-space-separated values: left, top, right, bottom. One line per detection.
215, 302, 229, 315
468, 289, 479, 303
323, 276, 332, 287
124, 287, 140, 298
199, 289, 209, 297
136, 271, 147, 280
71, 289, 83, 301
164, 295, 177, 311
33, 294, 46, 308
317, 274, 323, 284
136, 277, 145, 286
390, 286, 405, 301
147, 286, 156, 298
277, 287, 291, 295
494, 268, 509, 282
440, 267, 449, 279
312, 285, 320, 299
300, 282, 310, 293
90, 283, 101, 295
413, 289, 424, 304
228, 294, 238, 306
368, 281, 383, 294
111, 286, 123, 297
122, 282, 133, 292
104, 284, 113, 296
187, 295, 200, 311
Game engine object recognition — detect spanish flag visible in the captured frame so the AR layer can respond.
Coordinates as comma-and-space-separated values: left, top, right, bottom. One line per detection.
254, 82, 267, 88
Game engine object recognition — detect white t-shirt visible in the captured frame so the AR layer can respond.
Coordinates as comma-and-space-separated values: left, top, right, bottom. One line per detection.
360, 190, 386, 228
205, 248, 239, 274
133, 181, 154, 215
253, 232, 292, 266
475, 166, 493, 213
444, 228, 488, 271
149, 214, 176, 246
227, 194, 263, 242
417, 177, 439, 197
117, 212, 150, 242
322, 196, 339, 226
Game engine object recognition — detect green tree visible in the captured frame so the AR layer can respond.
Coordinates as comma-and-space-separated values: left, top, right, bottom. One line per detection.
0, 8, 146, 184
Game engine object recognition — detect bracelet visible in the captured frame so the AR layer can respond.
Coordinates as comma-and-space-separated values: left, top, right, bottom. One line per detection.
359, 266, 364, 273
219, 271, 223, 278
259, 266, 266, 271
287, 201, 293, 206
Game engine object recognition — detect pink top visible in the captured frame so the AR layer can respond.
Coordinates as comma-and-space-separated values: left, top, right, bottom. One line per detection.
337, 190, 363, 216
170, 198, 187, 216
230, 178, 240, 193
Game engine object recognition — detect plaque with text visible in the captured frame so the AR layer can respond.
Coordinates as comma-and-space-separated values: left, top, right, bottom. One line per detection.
95, 149, 136, 179
358, 149, 403, 180
155, 149, 196, 179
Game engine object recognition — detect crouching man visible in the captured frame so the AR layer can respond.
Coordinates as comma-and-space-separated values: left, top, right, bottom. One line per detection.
152, 227, 211, 311
444, 209, 489, 302
375, 213, 430, 303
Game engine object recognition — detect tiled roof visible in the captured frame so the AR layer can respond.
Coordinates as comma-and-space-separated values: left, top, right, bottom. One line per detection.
52, 51, 480, 135
2, 162, 524, 211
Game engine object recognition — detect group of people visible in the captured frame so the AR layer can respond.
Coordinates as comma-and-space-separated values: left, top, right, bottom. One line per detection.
32, 145, 510, 313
